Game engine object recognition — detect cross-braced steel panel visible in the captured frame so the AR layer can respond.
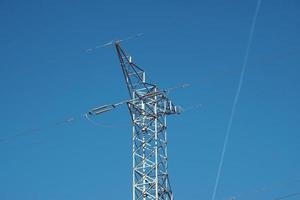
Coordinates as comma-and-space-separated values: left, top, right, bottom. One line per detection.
115, 43, 177, 200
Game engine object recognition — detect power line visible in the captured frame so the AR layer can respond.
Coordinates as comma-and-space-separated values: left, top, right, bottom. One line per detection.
211, 1, 263, 200
223, 179, 300, 200
85, 33, 144, 52
84, 113, 128, 128
0, 83, 195, 144
0, 116, 78, 144
274, 192, 300, 200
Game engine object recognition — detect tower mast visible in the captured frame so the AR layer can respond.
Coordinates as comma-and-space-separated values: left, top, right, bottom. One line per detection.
115, 42, 178, 200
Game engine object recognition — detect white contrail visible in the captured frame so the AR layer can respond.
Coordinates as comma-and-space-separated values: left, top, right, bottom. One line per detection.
211, 1, 262, 200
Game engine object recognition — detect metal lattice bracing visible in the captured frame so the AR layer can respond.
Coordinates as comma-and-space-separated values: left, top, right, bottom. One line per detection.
115, 43, 178, 200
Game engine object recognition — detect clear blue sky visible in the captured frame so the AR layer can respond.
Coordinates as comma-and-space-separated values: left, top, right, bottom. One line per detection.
0, 0, 299, 199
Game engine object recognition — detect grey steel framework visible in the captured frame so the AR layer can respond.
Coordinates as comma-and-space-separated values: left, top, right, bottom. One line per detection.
115, 43, 179, 200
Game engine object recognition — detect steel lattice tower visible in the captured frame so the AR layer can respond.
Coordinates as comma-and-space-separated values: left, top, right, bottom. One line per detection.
115, 43, 178, 200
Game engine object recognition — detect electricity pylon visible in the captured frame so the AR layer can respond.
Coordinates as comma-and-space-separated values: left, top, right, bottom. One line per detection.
88, 42, 179, 200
